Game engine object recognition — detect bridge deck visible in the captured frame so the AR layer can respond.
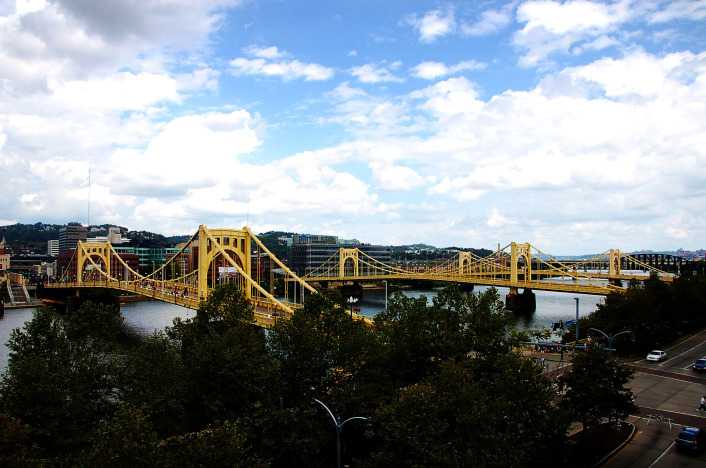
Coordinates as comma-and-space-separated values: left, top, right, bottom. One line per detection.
44, 281, 296, 328
305, 274, 622, 295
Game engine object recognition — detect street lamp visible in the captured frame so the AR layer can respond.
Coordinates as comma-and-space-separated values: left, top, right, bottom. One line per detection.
313, 398, 369, 468
347, 296, 358, 319
383, 280, 388, 312
574, 297, 579, 350
588, 328, 634, 352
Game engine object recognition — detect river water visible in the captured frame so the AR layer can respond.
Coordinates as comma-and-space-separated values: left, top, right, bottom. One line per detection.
0, 287, 601, 369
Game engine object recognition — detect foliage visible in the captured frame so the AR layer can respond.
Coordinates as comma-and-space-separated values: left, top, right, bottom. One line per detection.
156, 420, 268, 468
558, 348, 636, 429
0, 284, 639, 466
82, 404, 159, 467
575, 275, 706, 353
0, 414, 37, 466
374, 286, 513, 387
0, 308, 118, 460
368, 356, 567, 468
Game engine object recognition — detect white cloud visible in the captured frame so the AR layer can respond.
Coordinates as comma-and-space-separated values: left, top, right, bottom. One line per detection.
406, 8, 456, 43
243, 45, 285, 59
350, 62, 403, 84
230, 46, 334, 81
461, 2, 516, 36
649, 0, 706, 24
513, 0, 633, 66
369, 161, 426, 191
411, 60, 486, 80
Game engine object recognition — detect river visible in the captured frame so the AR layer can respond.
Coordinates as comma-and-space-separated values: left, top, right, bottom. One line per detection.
0, 287, 601, 369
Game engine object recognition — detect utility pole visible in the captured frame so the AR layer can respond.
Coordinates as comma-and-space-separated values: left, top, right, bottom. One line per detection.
313, 398, 368, 468
574, 297, 579, 349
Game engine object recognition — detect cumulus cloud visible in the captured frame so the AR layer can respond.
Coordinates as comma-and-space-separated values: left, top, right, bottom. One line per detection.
350, 61, 403, 84
230, 45, 334, 81
513, 0, 633, 67
405, 7, 456, 43
461, 2, 516, 36
411, 60, 486, 80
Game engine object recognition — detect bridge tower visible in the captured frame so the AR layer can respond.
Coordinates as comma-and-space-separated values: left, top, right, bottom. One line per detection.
76, 241, 111, 284
609, 249, 621, 277
510, 242, 531, 283
458, 252, 472, 275
196, 225, 251, 301
339, 248, 359, 277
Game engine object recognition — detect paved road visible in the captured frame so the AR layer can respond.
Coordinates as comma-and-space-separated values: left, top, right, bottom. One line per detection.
605, 329, 706, 467
604, 416, 706, 468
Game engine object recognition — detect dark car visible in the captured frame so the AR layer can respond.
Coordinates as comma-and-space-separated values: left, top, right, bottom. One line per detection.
675, 427, 706, 452
693, 359, 706, 372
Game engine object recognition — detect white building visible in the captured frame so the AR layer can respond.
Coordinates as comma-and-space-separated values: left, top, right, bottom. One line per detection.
86, 227, 130, 245
47, 239, 59, 257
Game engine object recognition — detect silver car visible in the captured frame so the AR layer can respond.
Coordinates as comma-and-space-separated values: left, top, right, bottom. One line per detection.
646, 350, 667, 362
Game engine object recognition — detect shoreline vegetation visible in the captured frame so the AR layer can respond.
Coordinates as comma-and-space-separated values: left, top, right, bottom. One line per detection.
1, 279, 689, 466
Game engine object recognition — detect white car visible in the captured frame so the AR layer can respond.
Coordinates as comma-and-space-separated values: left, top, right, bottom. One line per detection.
646, 350, 667, 362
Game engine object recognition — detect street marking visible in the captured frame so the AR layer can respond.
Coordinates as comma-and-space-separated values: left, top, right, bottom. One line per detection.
639, 405, 706, 420
660, 339, 706, 367
633, 371, 706, 386
648, 441, 674, 468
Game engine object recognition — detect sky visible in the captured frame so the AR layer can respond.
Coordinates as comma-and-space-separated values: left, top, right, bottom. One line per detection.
1, 0, 706, 254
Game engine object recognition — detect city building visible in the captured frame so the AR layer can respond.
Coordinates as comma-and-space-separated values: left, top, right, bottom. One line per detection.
86, 226, 130, 245
113, 246, 182, 274
58, 223, 87, 254
290, 234, 391, 276
0, 237, 9, 271
47, 239, 59, 257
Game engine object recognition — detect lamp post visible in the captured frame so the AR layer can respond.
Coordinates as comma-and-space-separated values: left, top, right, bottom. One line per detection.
588, 328, 634, 352
383, 280, 388, 312
347, 296, 358, 319
574, 297, 579, 350
313, 398, 369, 468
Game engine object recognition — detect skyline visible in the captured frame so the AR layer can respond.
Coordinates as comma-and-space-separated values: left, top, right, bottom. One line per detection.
2, 1, 706, 254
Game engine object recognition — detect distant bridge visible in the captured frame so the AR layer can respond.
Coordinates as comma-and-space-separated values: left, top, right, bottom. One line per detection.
44, 226, 678, 327
301, 243, 676, 296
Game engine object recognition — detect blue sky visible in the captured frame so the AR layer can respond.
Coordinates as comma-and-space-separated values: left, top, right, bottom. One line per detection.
1, 0, 706, 253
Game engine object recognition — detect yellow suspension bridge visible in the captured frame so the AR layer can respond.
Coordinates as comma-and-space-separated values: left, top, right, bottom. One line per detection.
44, 225, 676, 327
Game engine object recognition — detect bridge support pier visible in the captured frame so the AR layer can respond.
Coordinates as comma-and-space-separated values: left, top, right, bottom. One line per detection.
505, 288, 536, 314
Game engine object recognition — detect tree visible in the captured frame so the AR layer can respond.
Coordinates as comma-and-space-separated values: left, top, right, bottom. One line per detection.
369, 357, 567, 468
156, 420, 268, 468
559, 348, 636, 430
0, 308, 118, 460
82, 404, 159, 467
374, 286, 513, 388
167, 284, 280, 428
118, 333, 188, 436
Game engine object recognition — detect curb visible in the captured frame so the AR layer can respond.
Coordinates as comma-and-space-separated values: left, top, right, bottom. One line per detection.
592, 422, 636, 468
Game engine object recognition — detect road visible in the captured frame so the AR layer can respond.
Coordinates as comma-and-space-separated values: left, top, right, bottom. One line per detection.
605, 329, 706, 467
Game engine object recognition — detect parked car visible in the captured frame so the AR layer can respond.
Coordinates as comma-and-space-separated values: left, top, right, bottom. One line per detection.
693, 358, 706, 372
646, 350, 667, 362
675, 427, 706, 452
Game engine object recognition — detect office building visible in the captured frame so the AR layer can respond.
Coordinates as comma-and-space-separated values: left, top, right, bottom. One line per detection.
290, 234, 391, 276
0, 237, 9, 271
86, 226, 130, 245
47, 239, 59, 257
59, 223, 87, 254
113, 246, 182, 274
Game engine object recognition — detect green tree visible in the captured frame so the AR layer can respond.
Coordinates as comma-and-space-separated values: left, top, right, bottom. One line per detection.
559, 348, 636, 430
369, 356, 567, 468
82, 404, 159, 467
374, 286, 513, 387
167, 284, 279, 428
156, 420, 268, 468
0, 308, 118, 460
118, 333, 188, 436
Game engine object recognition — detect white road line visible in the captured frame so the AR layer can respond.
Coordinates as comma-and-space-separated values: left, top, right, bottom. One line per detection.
634, 371, 706, 386
648, 441, 674, 467
660, 339, 706, 367
638, 405, 706, 419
